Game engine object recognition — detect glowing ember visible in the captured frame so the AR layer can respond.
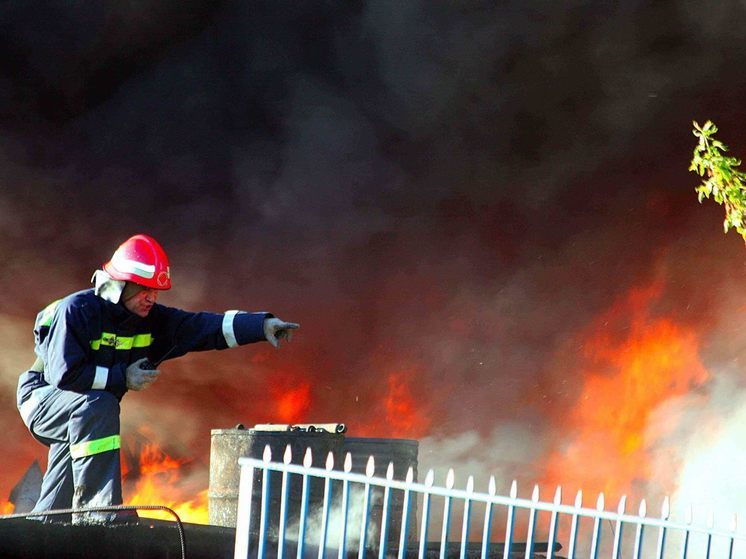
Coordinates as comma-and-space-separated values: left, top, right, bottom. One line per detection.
544, 283, 710, 501
0, 501, 14, 515
123, 441, 208, 524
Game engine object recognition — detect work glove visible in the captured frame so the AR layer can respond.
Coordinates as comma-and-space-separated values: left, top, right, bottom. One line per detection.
264, 317, 300, 348
126, 358, 160, 391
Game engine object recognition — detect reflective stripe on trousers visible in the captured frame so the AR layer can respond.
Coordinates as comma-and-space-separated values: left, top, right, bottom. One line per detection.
29, 390, 123, 518
70, 435, 121, 459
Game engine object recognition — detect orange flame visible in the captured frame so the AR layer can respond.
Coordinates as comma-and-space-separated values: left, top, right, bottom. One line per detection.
0, 501, 14, 515
384, 372, 431, 437
124, 441, 208, 524
544, 283, 709, 501
271, 381, 312, 423
351, 368, 431, 438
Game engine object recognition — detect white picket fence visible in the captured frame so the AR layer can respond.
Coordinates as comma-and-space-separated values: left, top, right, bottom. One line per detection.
233, 446, 746, 559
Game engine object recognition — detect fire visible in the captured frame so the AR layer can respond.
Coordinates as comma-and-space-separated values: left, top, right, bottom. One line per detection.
543, 283, 709, 501
271, 381, 312, 423
383, 371, 431, 437
0, 501, 14, 515
350, 369, 431, 438
124, 440, 209, 524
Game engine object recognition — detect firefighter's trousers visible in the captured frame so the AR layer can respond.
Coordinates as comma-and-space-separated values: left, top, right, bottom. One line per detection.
23, 389, 123, 523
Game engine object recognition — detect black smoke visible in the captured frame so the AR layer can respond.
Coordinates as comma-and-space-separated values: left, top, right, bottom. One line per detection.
3, 0, 746, 507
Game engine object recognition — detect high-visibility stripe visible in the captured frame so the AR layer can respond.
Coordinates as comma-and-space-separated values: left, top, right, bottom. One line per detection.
111, 251, 155, 278
39, 300, 62, 327
222, 310, 240, 348
70, 435, 121, 459
113, 337, 133, 350
90, 333, 114, 349
92, 366, 109, 390
132, 333, 153, 347
90, 332, 153, 351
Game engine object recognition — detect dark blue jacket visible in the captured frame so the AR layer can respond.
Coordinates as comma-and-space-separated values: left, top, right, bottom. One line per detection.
17, 289, 269, 405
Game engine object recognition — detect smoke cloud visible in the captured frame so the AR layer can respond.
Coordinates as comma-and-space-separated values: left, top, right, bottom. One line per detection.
3, 0, 746, 531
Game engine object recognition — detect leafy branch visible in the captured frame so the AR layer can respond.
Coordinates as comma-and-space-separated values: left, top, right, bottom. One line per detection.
690, 120, 746, 242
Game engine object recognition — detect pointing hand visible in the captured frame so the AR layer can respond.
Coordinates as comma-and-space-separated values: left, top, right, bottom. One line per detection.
263, 318, 300, 348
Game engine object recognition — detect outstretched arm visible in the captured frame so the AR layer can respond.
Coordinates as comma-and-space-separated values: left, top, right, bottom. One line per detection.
150, 306, 299, 361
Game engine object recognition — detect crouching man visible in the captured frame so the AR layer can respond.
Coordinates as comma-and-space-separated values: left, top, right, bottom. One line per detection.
16, 234, 298, 524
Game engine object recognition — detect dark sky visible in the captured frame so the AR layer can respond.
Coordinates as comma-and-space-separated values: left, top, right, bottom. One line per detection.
3, 0, 746, 512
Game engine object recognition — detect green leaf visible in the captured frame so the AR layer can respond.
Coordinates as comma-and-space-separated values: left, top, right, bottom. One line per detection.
691, 120, 746, 243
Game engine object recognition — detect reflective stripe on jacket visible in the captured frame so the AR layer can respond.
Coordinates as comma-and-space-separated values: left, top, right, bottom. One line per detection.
17, 289, 270, 407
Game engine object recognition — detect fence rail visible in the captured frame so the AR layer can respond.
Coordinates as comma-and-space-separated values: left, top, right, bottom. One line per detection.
233, 445, 746, 559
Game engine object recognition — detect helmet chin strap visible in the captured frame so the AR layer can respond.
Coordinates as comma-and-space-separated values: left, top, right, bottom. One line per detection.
91, 270, 126, 304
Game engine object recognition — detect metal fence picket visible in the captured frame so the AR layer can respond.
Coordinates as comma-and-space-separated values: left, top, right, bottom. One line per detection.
502, 480, 516, 559
611, 495, 627, 559
296, 449, 313, 559
418, 470, 435, 559
706, 511, 714, 559
397, 467, 414, 559
439, 469, 455, 559
233, 448, 746, 559
277, 446, 292, 559
655, 497, 670, 559
480, 477, 495, 559
524, 485, 539, 559
337, 453, 352, 559
588, 493, 604, 559
378, 462, 396, 559
233, 461, 254, 559
546, 486, 561, 559
567, 490, 582, 559
358, 457, 375, 559
632, 500, 646, 559
257, 446, 272, 559
679, 506, 692, 559
459, 476, 474, 559
317, 453, 335, 559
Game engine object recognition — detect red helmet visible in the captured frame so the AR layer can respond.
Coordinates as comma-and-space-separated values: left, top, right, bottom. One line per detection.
103, 234, 171, 290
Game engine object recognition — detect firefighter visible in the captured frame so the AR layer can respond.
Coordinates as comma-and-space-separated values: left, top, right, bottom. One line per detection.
16, 234, 299, 524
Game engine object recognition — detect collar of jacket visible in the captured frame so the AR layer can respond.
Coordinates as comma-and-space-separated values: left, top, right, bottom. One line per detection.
89, 288, 145, 325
